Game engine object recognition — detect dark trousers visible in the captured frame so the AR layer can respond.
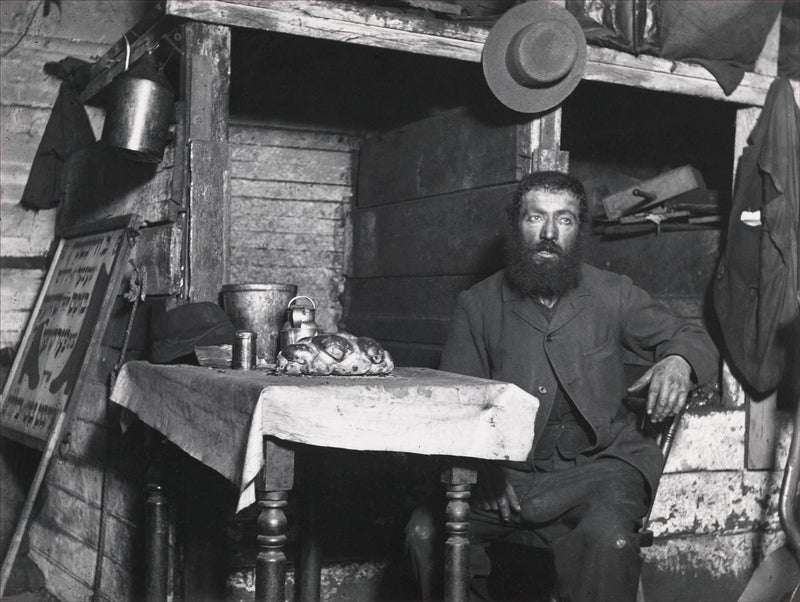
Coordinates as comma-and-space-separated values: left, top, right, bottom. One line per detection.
404, 458, 650, 602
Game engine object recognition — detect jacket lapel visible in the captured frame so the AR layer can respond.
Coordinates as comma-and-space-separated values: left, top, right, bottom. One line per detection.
502, 267, 591, 334
503, 276, 548, 332
548, 282, 590, 333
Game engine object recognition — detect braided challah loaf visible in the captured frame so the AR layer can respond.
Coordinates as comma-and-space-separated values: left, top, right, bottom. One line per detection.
276, 332, 394, 376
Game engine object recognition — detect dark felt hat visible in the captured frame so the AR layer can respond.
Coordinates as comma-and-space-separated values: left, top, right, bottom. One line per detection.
482, 1, 587, 113
150, 302, 235, 364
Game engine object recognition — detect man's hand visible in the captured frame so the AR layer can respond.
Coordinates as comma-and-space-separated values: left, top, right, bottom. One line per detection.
473, 463, 520, 523
627, 355, 692, 422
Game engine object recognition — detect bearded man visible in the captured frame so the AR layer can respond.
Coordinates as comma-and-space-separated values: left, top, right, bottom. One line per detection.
404, 171, 718, 602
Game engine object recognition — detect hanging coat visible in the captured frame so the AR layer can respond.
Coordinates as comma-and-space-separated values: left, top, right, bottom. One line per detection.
714, 78, 800, 394
20, 82, 95, 210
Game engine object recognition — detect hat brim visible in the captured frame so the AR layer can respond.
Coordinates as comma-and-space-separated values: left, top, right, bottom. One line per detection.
150, 321, 235, 364
149, 302, 236, 364
482, 2, 587, 114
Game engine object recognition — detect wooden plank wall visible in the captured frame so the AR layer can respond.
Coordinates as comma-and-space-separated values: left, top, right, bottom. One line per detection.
346, 100, 728, 369
228, 119, 359, 333
345, 108, 528, 366
561, 82, 734, 366
0, 1, 149, 347
3, 16, 359, 597
26, 379, 149, 602
24, 87, 184, 602
24, 134, 184, 602
0, 4, 180, 600
22, 133, 182, 601
0, 270, 47, 348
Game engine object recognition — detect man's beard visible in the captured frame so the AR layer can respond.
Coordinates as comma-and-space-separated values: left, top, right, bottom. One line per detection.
505, 229, 584, 298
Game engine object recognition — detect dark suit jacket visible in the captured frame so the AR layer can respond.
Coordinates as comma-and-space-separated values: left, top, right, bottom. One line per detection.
440, 264, 718, 491
714, 77, 799, 394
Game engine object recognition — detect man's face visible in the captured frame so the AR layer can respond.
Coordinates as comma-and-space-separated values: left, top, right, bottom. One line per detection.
518, 189, 581, 261
505, 187, 584, 299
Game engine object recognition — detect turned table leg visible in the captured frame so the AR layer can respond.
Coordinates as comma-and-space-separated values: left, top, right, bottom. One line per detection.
255, 438, 295, 602
145, 465, 169, 602
441, 466, 477, 602
144, 429, 169, 602
298, 450, 322, 602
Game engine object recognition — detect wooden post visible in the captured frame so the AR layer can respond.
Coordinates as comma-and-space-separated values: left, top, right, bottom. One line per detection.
441, 465, 477, 602
732, 10, 782, 469
733, 102, 777, 469
180, 22, 231, 303
746, 391, 779, 470
256, 438, 295, 602
516, 108, 569, 177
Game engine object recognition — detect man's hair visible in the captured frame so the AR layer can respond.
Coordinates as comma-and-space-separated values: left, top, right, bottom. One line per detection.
506, 171, 589, 226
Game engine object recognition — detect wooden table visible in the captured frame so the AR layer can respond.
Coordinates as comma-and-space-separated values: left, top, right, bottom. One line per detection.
110, 361, 538, 602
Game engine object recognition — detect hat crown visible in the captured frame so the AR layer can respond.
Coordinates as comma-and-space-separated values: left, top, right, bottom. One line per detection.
506, 20, 578, 87
481, 1, 587, 113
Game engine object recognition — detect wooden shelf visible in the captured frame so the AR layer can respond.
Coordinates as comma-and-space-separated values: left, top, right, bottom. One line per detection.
161, 0, 794, 107
81, 0, 799, 108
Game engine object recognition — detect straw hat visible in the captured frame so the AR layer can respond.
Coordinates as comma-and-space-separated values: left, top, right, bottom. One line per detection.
482, 1, 587, 113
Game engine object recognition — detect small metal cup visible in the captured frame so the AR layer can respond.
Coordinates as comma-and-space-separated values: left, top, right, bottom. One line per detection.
232, 331, 257, 370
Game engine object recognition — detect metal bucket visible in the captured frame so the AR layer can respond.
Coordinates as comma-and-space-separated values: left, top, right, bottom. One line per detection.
221, 284, 297, 363
101, 74, 174, 163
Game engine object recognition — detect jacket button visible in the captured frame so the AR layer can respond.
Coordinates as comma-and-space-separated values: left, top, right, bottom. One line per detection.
545, 334, 553, 342
538, 385, 548, 395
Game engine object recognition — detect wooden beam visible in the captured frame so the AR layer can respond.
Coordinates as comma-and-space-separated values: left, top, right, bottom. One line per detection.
164, 0, 794, 107
79, 4, 177, 103
167, 0, 485, 61
745, 391, 778, 469
88, 2, 167, 75
518, 108, 568, 175
187, 140, 230, 303
732, 92, 778, 470
582, 47, 784, 108
181, 22, 231, 303
76, 0, 799, 108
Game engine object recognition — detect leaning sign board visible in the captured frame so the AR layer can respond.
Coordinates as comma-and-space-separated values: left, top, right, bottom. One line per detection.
0, 214, 140, 596
1, 214, 139, 450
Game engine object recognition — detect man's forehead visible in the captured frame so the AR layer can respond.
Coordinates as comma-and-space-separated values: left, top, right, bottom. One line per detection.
521, 189, 581, 213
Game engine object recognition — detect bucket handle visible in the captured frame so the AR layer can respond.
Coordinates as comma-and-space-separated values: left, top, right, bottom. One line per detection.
287, 295, 315, 309
123, 34, 131, 72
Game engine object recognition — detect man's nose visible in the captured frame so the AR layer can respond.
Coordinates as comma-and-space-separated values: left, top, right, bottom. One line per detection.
540, 219, 558, 241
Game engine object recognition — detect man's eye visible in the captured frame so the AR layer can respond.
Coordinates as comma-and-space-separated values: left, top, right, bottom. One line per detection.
528, 215, 542, 222
559, 217, 574, 225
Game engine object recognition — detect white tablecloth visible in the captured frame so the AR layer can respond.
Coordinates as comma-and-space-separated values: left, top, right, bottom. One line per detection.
110, 362, 538, 511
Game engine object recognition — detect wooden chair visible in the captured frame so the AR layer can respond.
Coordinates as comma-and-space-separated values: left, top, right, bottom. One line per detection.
469, 397, 685, 602
633, 397, 684, 549
630, 397, 685, 602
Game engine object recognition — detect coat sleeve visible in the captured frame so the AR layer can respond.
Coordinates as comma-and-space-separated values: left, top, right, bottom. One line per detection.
438, 291, 491, 379
618, 275, 719, 385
